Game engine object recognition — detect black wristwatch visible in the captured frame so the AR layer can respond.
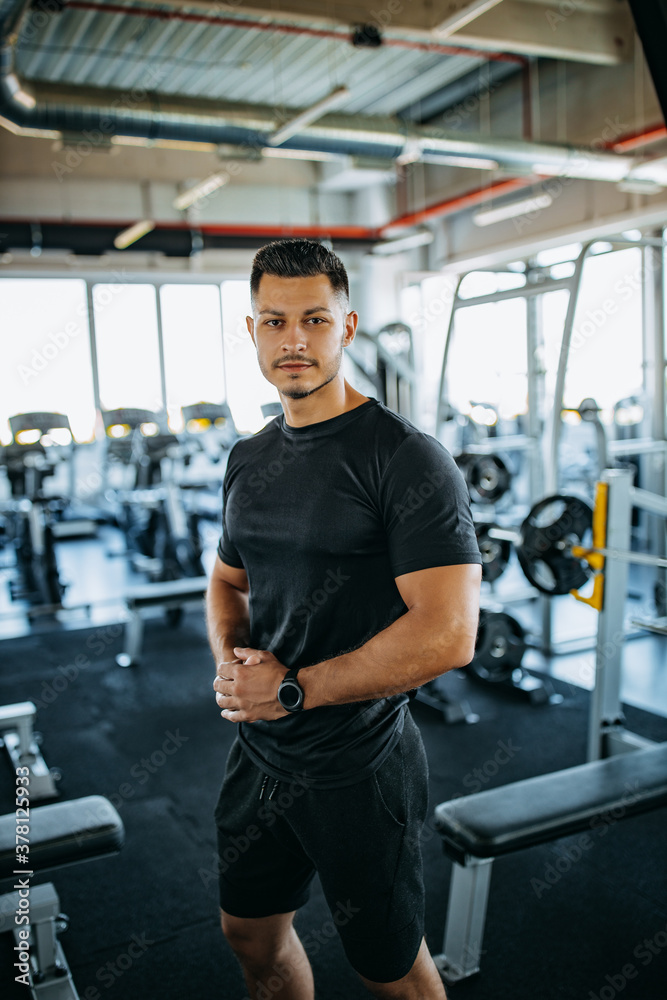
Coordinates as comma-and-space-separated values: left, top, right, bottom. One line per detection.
277, 667, 304, 713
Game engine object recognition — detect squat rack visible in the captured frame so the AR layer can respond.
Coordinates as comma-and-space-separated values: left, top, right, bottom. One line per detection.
436, 233, 667, 652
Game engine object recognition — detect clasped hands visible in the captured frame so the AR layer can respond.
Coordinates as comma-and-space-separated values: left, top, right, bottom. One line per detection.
213, 647, 290, 723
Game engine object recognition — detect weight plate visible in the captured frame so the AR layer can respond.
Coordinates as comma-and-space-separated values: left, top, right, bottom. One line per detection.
475, 522, 511, 583
458, 453, 512, 504
517, 494, 593, 596
468, 610, 526, 683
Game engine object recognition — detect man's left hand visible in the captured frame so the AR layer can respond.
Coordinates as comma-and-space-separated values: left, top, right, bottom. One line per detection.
213, 647, 289, 722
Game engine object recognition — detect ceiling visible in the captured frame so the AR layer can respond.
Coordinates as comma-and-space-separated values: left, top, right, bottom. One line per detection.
15, 2, 486, 118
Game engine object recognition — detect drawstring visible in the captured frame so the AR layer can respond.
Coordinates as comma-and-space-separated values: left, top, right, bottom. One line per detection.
259, 776, 280, 801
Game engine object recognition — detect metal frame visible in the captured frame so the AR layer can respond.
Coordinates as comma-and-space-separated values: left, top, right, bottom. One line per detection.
432, 856, 494, 984
587, 468, 667, 760
0, 882, 79, 999
0, 701, 59, 800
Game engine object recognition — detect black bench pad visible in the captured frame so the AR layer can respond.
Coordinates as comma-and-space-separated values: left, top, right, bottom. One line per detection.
127, 576, 208, 607
0, 795, 124, 880
434, 743, 667, 862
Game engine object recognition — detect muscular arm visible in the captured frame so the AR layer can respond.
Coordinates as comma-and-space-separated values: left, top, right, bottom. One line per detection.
214, 563, 481, 721
300, 563, 481, 708
205, 556, 251, 665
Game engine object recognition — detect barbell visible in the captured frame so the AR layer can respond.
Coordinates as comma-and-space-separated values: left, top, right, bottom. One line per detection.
492, 492, 667, 599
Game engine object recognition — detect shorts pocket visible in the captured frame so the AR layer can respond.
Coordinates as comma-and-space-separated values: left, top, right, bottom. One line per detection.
371, 739, 407, 828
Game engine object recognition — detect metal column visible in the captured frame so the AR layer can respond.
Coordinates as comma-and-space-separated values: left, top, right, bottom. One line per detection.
587, 469, 633, 760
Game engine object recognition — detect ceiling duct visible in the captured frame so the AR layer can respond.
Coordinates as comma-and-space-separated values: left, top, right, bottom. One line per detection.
1, 0, 667, 191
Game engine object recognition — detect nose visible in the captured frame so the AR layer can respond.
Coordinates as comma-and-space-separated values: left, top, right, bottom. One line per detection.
280, 321, 308, 354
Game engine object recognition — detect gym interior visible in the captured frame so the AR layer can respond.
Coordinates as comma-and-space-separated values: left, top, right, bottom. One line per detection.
0, 1, 666, 998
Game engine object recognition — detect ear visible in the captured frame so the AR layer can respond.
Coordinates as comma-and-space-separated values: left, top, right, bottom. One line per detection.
343, 310, 359, 347
246, 315, 255, 345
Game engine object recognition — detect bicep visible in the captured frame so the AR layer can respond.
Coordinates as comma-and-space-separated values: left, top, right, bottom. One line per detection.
395, 564, 481, 627
210, 555, 249, 594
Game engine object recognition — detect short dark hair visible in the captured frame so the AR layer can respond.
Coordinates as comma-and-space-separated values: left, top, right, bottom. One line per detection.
250, 239, 349, 305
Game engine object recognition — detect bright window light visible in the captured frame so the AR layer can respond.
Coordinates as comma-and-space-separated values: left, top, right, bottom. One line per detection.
564, 248, 644, 410
0, 278, 95, 444
447, 298, 528, 422
160, 285, 226, 432
93, 283, 163, 413
221, 281, 280, 434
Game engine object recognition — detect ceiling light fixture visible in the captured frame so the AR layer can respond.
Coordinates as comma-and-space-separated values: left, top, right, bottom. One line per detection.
173, 172, 230, 211
435, 0, 504, 38
267, 86, 350, 147
261, 147, 342, 162
473, 193, 553, 227
113, 219, 155, 250
421, 153, 500, 170
373, 231, 434, 255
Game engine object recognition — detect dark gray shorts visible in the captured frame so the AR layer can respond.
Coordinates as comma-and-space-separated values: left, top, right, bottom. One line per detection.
213, 709, 429, 983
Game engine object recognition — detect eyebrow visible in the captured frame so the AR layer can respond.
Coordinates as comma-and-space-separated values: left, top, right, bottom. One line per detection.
258, 306, 334, 316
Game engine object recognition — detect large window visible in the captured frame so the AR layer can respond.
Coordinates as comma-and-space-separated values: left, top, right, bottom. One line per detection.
447, 297, 528, 422
221, 280, 279, 433
564, 247, 644, 416
93, 283, 163, 414
0, 278, 95, 443
160, 284, 226, 431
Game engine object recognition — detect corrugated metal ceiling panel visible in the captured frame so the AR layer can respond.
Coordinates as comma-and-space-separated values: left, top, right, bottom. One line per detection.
16, 5, 482, 116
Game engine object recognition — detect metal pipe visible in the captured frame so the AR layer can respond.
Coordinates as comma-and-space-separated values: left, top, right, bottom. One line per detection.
63, 1, 527, 64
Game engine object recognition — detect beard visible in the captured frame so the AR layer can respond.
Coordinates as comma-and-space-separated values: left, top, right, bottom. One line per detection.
260, 334, 345, 400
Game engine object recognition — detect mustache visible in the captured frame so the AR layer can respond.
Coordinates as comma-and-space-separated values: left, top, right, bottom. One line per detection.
274, 358, 318, 367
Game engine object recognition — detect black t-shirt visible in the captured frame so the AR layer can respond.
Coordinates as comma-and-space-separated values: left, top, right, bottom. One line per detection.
217, 397, 481, 788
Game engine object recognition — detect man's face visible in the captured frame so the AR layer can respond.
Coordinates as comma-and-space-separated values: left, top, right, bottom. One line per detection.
246, 274, 358, 400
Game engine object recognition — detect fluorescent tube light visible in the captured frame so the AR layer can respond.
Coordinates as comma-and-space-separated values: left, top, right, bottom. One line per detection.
113, 219, 155, 250
173, 172, 230, 210
267, 86, 350, 147
473, 193, 553, 227
435, 0, 504, 37
373, 231, 434, 255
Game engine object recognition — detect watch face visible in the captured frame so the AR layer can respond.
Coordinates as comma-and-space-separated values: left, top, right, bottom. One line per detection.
280, 679, 303, 711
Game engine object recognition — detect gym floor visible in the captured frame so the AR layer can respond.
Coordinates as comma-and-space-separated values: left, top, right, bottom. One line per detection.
0, 528, 666, 1000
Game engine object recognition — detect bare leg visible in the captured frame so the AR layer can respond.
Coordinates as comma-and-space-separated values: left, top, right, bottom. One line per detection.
220, 909, 314, 1000
357, 939, 448, 1000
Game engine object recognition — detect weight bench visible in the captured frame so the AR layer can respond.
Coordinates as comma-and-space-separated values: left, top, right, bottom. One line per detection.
432, 743, 667, 983
0, 702, 59, 801
0, 795, 124, 999
116, 575, 208, 666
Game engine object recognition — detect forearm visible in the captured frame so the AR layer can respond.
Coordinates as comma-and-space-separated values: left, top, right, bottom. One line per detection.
206, 576, 251, 663
299, 606, 478, 710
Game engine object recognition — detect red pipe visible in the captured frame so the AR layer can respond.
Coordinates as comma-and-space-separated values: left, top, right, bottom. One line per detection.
381, 120, 667, 233
610, 123, 667, 153
64, 1, 526, 65
0, 217, 381, 240
380, 176, 535, 233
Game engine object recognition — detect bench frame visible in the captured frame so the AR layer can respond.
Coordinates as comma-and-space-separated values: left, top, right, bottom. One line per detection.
0, 795, 123, 999
433, 855, 493, 982
0, 702, 59, 801
0, 882, 77, 999
116, 576, 208, 666
432, 742, 667, 983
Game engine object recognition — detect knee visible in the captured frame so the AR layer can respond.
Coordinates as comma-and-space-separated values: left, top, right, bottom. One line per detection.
220, 911, 285, 968
221, 912, 256, 958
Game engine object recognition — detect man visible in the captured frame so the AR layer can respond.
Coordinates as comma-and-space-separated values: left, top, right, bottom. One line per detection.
207, 238, 482, 1000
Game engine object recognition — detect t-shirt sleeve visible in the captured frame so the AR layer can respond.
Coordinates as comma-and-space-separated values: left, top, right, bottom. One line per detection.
216, 458, 245, 570
379, 433, 482, 578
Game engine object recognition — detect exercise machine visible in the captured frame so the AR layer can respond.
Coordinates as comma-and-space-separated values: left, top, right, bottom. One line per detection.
0, 795, 124, 998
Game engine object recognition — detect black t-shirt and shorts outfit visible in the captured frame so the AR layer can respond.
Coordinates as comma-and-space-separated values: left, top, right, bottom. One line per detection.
213, 397, 481, 983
